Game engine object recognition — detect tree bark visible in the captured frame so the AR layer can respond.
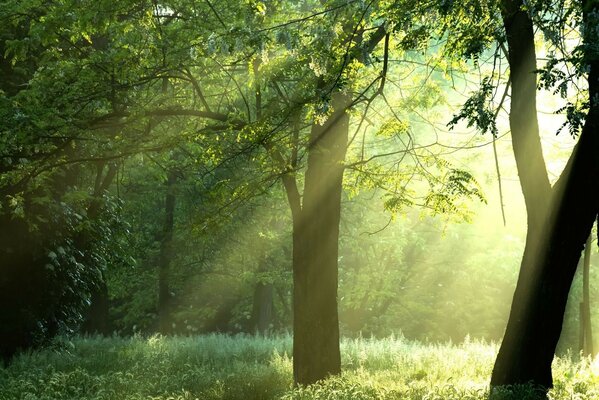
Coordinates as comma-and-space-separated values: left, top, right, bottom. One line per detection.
81, 162, 118, 335
81, 272, 110, 334
491, 0, 599, 393
271, 27, 385, 386
251, 281, 273, 335
158, 168, 177, 334
581, 234, 594, 355
491, 1, 551, 388
291, 91, 349, 385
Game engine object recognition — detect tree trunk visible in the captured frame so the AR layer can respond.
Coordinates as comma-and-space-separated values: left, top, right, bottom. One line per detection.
81, 162, 118, 335
491, 1, 551, 388
267, 27, 384, 385
81, 272, 110, 335
290, 91, 349, 385
158, 168, 177, 334
251, 281, 273, 335
491, 0, 599, 393
581, 234, 594, 356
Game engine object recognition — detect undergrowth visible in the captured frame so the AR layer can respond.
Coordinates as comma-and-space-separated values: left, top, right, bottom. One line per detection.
1, 334, 598, 399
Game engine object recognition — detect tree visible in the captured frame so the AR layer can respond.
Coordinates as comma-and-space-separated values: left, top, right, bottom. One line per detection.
252, 5, 390, 383
579, 234, 594, 356
0, 3, 137, 358
158, 165, 178, 334
435, 0, 599, 392
203, 1, 483, 383
438, 0, 599, 394
80, 161, 120, 335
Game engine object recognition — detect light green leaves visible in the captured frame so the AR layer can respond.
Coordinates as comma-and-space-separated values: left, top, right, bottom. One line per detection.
376, 119, 410, 138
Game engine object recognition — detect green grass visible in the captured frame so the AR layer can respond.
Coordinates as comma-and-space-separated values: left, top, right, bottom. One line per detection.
1, 334, 599, 399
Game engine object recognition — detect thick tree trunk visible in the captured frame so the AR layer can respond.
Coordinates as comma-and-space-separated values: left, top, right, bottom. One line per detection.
291, 91, 349, 385
492, 127, 599, 395
158, 169, 177, 334
491, 0, 599, 393
269, 27, 384, 386
518, 116, 598, 388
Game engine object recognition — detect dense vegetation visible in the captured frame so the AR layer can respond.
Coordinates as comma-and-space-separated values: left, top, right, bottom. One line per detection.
2, 335, 599, 400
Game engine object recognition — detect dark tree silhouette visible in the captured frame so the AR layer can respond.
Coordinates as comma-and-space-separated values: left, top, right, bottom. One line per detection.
491, 0, 599, 394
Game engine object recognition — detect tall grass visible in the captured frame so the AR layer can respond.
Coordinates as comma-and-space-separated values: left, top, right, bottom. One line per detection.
1, 334, 598, 399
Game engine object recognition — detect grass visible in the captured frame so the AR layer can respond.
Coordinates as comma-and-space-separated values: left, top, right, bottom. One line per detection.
1, 334, 599, 399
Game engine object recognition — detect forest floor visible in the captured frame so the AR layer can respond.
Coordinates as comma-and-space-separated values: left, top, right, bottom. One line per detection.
1, 334, 598, 399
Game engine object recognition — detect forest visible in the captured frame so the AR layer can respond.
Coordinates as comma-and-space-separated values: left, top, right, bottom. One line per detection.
1, 0, 599, 399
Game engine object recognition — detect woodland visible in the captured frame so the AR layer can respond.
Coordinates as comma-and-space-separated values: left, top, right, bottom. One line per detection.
1, 0, 599, 399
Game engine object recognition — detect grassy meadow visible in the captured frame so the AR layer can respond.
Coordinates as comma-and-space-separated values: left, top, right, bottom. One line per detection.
1, 335, 599, 400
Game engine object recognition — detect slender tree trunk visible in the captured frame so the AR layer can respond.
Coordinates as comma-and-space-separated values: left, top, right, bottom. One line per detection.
81, 272, 110, 334
158, 169, 177, 334
491, 0, 599, 393
81, 162, 118, 335
581, 234, 594, 356
491, 1, 551, 388
251, 281, 273, 335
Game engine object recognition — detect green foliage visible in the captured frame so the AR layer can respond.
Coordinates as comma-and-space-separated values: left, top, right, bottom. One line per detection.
448, 77, 498, 137
438, 0, 500, 62
338, 193, 519, 341
555, 100, 589, 136
536, 52, 589, 136
424, 168, 486, 219
0, 179, 131, 359
375, 119, 410, 138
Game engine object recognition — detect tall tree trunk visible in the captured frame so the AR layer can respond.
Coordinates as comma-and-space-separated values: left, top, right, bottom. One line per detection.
491, 0, 599, 393
251, 281, 273, 335
81, 272, 110, 334
158, 168, 177, 334
291, 91, 349, 385
81, 162, 118, 335
270, 27, 385, 386
491, 1, 551, 388
581, 234, 593, 356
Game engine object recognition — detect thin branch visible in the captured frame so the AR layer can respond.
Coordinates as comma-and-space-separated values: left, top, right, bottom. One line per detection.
205, 0, 226, 28
493, 78, 511, 226
256, 0, 359, 33
262, 140, 302, 222
183, 68, 212, 112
